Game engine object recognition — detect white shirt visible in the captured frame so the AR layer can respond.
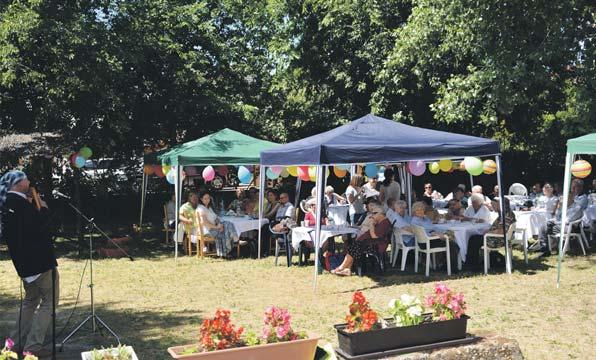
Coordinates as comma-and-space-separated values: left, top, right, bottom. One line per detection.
362, 182, 380, 198
275, 202, 295, 220
381, 181, 401, 203
8, 191, 41, 283
467, 194, 490, 207
535, 195, 559, 214
464, 205, 491, 224
346, 186, 366, 215
197, 204, 218, 234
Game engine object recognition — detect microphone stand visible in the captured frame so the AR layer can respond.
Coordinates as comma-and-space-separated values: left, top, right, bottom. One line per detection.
59, 199, 133, 350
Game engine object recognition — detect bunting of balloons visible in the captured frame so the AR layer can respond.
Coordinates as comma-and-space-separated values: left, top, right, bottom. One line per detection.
70, 146, 93, 169
571, 159, 592, 178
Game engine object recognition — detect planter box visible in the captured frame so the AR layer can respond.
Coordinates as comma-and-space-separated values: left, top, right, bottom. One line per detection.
335, 315, 469, 356
81, 346, 138, 360
167, 336, 319, 360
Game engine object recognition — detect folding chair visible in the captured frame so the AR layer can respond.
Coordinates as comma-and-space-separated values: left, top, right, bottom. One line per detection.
550, 219, 587, 256
482, 222, 516, 274
508, 183, 528, 196
411, 225, 451, 277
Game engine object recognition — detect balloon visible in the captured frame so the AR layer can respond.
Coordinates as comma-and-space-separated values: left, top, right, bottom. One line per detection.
154, 165, 165, 178
79, 147, 93, 159
483, 159, 497, 175
245, 165, 254, 172
162, 165, 171, 176
166, 169, 176, 184
266, 168, 279, 180
459, 161, 466, 171
280, 168, 290, 178
334, 166, 347, 178
336, 164, 350, 171
217, 166, 229, 177
407, 160, 426, 176
143, 164, 154, 175
185, 166, 197, 176
429, 162, 440, 174
364, 164, 378, 178
464, 157, 483, 176
571, 160, 592, 178
308, 166, 316, 181
287, 166, 298, 177
439, 159, 452, 172
271, 166, 283, 175
74, 155, 86, 168
296, 166, 309, 181
238, 166, 253, 183
202, 165, 215, 182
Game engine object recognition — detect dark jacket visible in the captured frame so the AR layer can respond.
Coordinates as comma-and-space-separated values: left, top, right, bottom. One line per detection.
1, 192, 57, 277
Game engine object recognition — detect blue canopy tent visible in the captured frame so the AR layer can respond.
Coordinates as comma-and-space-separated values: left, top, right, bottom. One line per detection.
259, 114, 506, 289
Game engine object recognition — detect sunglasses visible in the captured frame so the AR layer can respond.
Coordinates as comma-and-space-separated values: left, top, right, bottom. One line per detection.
425, 186, 432, 189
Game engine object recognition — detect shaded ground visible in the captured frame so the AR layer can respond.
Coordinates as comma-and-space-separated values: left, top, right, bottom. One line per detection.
1, 229, 594, 359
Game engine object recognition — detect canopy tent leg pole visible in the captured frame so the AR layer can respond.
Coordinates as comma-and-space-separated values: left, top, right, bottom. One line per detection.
294, 178, 302, 208
174, 163, 181, 262
557, 152, 573, 288
496, 155, 510, 274
258, 166, 267, 259
138, 173, 147, 234
469, 173, 474, 189
350, 164, 356, 177
313, 165, 325, 292
407, 171, 413, 216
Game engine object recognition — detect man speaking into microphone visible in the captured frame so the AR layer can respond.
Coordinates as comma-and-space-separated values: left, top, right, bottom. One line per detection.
0, 170, 58, 358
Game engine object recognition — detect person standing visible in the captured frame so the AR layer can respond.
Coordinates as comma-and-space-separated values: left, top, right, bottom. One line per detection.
0, 170, 58, 358
379, 168, 401, 207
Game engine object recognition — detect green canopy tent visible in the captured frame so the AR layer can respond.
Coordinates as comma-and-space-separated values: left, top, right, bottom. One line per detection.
138, 129, 278, 259
557, 133, 596, 287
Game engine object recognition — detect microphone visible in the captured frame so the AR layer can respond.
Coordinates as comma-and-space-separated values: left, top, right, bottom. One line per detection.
52, 190, 71, 200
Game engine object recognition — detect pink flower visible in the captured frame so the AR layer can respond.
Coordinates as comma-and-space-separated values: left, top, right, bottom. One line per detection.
4, 337, 14, 350
435, 283, 450, 295
276, 325, 288, 338
262, 326, 271, 339
439, 314, 447, 321
424, 296, 435, 307
23, 351, 33, 355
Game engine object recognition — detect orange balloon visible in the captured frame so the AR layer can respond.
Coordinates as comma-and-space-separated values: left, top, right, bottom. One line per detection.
143, 164, 154, 175
333, 166, 347, 178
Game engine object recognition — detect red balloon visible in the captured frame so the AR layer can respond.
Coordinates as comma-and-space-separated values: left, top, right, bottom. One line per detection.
217, 166, 229, 177
154, 165, 165, 178
297, 166, 310, 181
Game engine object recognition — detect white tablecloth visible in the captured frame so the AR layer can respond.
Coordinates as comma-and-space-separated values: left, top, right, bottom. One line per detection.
513, 210, 551, 240
433, 199, 448, 209
327, 205, 349, 226
221, 216, 268, 237
506, 195, 530, 210
431, 221, 491, 262
291, 225, 359, 251
582, 205, 596, 227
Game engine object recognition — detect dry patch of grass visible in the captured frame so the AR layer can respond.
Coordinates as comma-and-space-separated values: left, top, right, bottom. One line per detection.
1, 247, 594, 359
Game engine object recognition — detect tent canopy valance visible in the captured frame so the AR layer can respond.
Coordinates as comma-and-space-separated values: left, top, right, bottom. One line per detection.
260, 114, 500, 166
156, 128, 279, 166
567, 133, 596, 155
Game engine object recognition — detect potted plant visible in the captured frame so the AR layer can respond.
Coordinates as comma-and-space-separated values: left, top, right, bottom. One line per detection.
2, 338, 38, 360
80, 344, 138, 360
335, 283, 470, 357
168, 307, 319, 359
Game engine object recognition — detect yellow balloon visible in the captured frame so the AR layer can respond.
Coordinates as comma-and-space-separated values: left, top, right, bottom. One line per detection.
162, 165, 171, 175
287, 166, 298, 177
429, 162, 440, 174
439, 159, 452, 172
571, 160, 592, 178
308, 166, 316, 181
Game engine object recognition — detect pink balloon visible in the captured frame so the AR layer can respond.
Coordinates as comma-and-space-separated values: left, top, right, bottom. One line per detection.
297, 166, 310, 181
271, 166, 283, 175
408, 160, 426, 176
202, 165, 215, 181
185, 166, 197, 176
217, 166, 229, 176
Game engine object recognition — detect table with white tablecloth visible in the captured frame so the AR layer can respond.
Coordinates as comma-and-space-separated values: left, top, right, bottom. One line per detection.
327, 204, 349, 226
513, 210, 551, 241
291, 225, 359, 251
221, 216, 269, 239
431, 221, 491, 265
582, 205, 596, 228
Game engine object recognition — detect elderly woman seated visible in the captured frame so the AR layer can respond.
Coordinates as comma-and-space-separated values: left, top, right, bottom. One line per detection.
332, 203, 392, 276
445, 199, 465, 221
303, 198, 327, 226
463, 193, 492, 223
386, 199, 415, 247
410, 201, 447, 239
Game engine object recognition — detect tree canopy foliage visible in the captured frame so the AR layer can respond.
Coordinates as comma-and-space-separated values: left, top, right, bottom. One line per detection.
0, 0, 594, 181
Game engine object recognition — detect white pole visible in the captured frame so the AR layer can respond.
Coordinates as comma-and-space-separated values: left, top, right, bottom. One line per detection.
258, 165, 267, 259
313, 165, 325, 292
407, 171, 413, 216
139, 172, 147, 232
557, 152, 573, 288
495, 155, 510, 274
174, 163, 181, 261
469, 173, 474, 189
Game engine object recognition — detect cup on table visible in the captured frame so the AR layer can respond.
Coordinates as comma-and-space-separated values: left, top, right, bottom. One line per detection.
301, 220, 306, 227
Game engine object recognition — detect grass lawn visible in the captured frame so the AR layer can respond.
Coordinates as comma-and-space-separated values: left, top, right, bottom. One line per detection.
1, 233, 594, 359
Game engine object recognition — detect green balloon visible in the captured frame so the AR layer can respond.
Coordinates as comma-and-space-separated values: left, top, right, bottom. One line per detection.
465, 157, 483, 176
79, 147, 93, 159
429, 162, 440, 174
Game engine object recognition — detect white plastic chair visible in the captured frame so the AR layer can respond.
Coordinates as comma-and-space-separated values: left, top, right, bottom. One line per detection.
411, 225, 451, 277
508, 183, 528, 196
482, 222, 516, 274
391, 228, 417, 271
550, 219, 587, 256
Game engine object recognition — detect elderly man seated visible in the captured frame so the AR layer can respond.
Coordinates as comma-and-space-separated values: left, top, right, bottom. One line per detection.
386, 199, 415, 247
272, 192, 295, 232
537, 179, 588, 257
467, 185, 493, 211
463, 193, 492, 223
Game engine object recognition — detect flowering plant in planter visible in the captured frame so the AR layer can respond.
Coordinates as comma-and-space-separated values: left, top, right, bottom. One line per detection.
424, 283, 467, 321
387, 294, 424, 326
199, 309, 244, 351
345, 291, 380, 332
261, 306, 306, 343
1, 338, 17, 360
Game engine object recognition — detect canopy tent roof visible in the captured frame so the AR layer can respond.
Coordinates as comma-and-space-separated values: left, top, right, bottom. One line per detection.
260, 114, 500, 166
156, 128, 279, 166
567, 133, 596, 154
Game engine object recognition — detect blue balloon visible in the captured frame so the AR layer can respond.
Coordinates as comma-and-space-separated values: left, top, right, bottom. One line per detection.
266, 168, 278, 180
166, 169, 176, 185
364, 164, 378, 178
238, 166, 253, 183
74, 155, 86, 169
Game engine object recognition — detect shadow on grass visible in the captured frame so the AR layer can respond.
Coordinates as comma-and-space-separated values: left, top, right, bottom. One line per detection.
0, 293, 197, 360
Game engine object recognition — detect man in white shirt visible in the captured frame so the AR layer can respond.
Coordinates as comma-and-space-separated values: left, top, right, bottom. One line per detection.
467, 185, 493, 211
463, 193, 492, 224
362, 176, 380, 199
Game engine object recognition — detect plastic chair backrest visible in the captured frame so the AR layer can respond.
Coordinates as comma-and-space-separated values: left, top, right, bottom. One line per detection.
410, 224, 430, 246
508, 183, 528, 196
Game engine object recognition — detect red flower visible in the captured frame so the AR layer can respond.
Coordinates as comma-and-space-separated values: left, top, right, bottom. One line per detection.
345, 291, 379, 333
199, 309, 244, 352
